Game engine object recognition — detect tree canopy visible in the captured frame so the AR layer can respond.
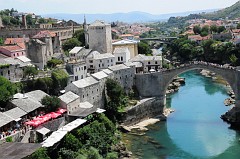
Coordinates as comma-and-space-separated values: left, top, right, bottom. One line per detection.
0, 76, 16, 107
73, 29, 86, 47
62, 38, 81, 52
41, 95, 60, 112
137, 41, 152, 55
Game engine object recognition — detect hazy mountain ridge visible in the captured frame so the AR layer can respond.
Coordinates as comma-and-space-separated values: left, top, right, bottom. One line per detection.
43, 9, 217, 23
200, 1, 240, 20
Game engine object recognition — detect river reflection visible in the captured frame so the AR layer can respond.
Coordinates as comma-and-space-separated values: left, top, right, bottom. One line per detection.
125, 70, 240, 159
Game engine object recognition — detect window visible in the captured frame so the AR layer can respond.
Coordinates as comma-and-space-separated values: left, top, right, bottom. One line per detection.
89, 60, 93, 63
81, 75, 83, 79
148, 61, 150, 64
99, 64, 101, 67
102, 63, 104, 67
155, 61, 158, 64
107, 60, 109, 63
121, 56, 123, 61
118, 57, 120, 61
84, 66, 86, 70
100, 60, 102, 63
111, 59, 113, 62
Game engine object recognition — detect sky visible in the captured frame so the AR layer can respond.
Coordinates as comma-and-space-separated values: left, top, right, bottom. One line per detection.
0, 0, 239, 15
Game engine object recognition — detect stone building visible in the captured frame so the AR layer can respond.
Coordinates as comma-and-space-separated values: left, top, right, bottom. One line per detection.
129, 54, 162, 73
66, 61, 87, 82
27, 31, 60, 69
86, 51, 115, 73
113, 47, 130, 64
0, 57, 31, 82
108, 64, 135, 93
87, 20, 112, 53
65, 77, 103, 107
58, 91, 80, 115
0, 45, 26, 58
112, 39, 138, 59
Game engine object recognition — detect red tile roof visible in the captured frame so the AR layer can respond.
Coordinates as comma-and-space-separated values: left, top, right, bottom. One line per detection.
4, 38, 29, 45
0, 45, 24, 52
32, 30, 56, 39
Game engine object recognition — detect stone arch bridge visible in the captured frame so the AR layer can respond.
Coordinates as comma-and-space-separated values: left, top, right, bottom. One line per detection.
135, 62, 240, 107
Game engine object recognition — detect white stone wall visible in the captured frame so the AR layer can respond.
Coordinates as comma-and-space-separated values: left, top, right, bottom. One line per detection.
67, 98, 81, 115
87, 56, 115, 73
114, 52, 130, 64
143, 59, 162, 72
0, 65, 24, 82
111, 67, 135, 93
112, 44, 138, 59
71, 63, 87, 81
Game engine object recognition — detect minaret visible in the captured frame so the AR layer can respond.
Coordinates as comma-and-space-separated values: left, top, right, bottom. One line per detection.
83, 15, 89, 48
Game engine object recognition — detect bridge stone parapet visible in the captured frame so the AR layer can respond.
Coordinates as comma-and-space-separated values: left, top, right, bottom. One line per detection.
135, 62, 240, 107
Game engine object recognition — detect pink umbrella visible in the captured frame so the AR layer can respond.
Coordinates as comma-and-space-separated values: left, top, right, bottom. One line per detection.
49, 112, 61, 119
25, 120, 35, 125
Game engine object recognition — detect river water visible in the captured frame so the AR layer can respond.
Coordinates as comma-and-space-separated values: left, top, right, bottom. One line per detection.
124, 70, 240, 159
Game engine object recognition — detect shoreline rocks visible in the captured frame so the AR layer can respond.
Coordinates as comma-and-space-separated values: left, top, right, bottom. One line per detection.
166, 77, 185, 94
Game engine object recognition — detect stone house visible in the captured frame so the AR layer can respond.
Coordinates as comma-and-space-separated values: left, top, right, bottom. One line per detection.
58, 91, 80, 115
129, 54, 162, 73
0, 45, 26, 58
65, 77, 103, 107
112, 39, 138, 59
86, 51, 115, 74
113, 47, 130, 64
108, 64, 135, 93
66, 60, 87, 82
0, 57, 31, 82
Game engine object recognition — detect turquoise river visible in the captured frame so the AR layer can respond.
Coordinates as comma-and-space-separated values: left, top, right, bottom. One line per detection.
124, 70, 240, 159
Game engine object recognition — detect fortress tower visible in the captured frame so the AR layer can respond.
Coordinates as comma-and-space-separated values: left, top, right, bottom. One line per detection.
87, 20, 112, 53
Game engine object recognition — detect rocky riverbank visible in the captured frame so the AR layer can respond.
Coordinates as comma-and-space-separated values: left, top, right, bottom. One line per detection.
166, 77, 185, 94
200, 69, 236, 106
120, 108, 174, 132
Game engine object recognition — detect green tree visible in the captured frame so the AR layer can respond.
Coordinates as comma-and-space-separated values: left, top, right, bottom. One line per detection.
41, 95, 60, 112
210, 25, 218, 33
201, 25, 209, 33
62, 133, 82, 152
0, 76, 16, 107
73, 29, 85, 46
28, 148, 50, 159
0, 38, 3, 45
229, 54, 238, 66
193, 25, 201, 34
237, 23, 240, 29
34, 78, 53, 94
137, 41, 152, 55
58, 148, 77, 159
62, 38, 81, 52
38, 18, 46, 24
47, 59, 63, 68
106, 152, 118, 159
217, 26, 226, 33
51, 69, 69, 95
24, 66, 38, 79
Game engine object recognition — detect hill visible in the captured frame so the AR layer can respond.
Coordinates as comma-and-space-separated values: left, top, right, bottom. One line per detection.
202, 1, 240, 20
43, 9, 217, 23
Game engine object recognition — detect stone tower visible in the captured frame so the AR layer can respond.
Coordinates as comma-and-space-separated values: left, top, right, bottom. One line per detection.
88, 20, 112, 53
83, 15, 89, 47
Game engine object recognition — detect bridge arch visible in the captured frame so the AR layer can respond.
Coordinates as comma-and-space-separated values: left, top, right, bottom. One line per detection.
135, 63, 240, 107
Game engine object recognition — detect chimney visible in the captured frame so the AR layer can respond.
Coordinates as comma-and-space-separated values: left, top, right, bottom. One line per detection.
22, 14, 27, 29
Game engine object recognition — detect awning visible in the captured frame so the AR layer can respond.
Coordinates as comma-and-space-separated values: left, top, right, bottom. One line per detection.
36, 126, 51, 136
96, 108, 106, 113
15, 118, 22, 122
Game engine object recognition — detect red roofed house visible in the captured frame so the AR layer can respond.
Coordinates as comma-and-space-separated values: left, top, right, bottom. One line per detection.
4, 37, 29, 49
188, 35, 211, 43
0, 45, 26, 58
